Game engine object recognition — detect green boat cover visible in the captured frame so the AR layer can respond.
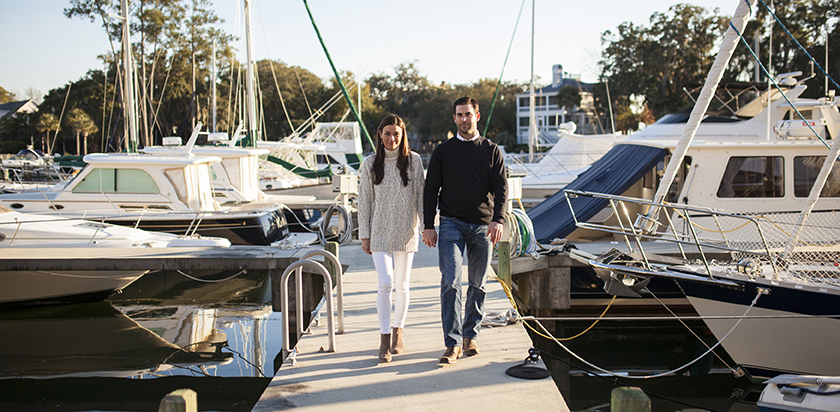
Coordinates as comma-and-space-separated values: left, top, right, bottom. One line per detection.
266, 155, 334, 179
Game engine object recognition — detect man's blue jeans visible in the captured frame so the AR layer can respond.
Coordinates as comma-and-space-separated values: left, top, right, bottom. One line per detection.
438, 216, 492, 348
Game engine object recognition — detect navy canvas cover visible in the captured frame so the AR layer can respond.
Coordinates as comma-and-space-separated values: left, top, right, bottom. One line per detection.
528, 144, 668, 243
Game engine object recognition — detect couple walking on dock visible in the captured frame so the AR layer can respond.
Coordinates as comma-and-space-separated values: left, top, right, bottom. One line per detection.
357, 97, 508, 364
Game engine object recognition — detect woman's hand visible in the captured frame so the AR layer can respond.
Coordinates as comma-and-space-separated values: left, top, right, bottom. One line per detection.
361, 238, 372, 255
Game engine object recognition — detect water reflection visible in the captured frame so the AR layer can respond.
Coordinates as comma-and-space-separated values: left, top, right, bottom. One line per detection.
532, 308, 764, 411
0, 269, 283, 411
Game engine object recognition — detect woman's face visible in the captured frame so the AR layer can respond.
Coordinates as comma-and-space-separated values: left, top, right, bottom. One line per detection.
380, 124, 403, 151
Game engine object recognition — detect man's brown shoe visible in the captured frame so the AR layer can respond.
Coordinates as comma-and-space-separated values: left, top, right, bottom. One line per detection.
463, 338, 479, 357
438, 346, 462, 364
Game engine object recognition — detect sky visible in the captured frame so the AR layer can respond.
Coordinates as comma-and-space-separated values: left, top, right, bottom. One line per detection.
1, 0, 741, 102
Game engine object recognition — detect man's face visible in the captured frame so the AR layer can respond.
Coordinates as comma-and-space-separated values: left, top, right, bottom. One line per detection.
453, 104, 480, 138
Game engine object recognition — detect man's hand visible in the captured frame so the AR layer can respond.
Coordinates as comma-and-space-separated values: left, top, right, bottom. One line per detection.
487, 222, 503, 245
422, 229, 437, 248
361, 238, 372, 255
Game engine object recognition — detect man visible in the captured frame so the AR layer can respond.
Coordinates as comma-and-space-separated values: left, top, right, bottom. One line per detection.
422, 96, 508, 364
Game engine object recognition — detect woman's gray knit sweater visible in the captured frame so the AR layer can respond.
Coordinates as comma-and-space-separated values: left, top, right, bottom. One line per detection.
357, 149, 424, 252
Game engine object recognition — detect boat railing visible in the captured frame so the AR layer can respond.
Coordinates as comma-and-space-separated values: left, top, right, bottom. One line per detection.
564, 190, 840, 284
1, 214, 112, 246
506, 150, 609, 176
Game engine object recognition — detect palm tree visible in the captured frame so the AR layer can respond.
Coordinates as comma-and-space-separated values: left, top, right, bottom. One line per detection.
67, 108, 98, 155
35, 113, 60, 155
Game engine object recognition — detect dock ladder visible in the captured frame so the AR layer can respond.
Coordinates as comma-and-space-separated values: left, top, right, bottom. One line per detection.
280, 248, 345, 357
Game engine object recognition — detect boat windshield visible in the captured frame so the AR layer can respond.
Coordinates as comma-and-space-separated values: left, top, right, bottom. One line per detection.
655, 113, 744, 124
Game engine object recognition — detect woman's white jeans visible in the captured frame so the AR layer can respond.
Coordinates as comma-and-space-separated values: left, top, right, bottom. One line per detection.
372, 251, 414, 335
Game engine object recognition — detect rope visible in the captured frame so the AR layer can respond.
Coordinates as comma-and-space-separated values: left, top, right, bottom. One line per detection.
483, 0, 527, 137
317, 203, 353, 246
494, 276, 615, 342
756, 0, 840, 93
174, 269, 247, 283
497, 202, 539, 258
647, 286, 738, 373
522, 287, 766, 379
730, 22, 832, 150
493, 253, 768, 378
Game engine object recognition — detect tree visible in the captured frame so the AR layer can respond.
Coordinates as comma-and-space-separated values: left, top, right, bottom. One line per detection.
35, 113, 60, 155
556, 85, 581, 124
65, 0, 235, 146
0, 86, 15, 104
0, 112, 37, 154
599, 4, 727, 119
67, 108, 98, 155
40, 70, 116, 154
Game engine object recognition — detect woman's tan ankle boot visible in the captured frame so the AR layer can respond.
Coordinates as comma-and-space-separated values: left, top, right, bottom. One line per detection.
391, 327, 404, 354
379, 333, 392, 362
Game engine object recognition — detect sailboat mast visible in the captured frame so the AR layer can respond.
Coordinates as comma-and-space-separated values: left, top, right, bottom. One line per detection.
244, 0, 258, 145
121, 0, 138, 151
212, 40, 217, 133
528, 0, 536, 162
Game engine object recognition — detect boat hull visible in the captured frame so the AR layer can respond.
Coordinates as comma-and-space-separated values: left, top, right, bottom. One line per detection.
0, 270, 147, 307
108, 208, 289, 245
678, 278, 840, 379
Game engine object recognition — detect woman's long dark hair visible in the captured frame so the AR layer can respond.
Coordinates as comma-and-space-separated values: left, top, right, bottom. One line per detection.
372, 114, 411, 186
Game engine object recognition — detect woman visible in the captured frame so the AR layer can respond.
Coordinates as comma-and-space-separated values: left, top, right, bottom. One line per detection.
358, 114, 424, 363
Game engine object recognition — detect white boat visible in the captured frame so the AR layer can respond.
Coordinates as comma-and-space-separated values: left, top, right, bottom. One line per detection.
258, 121, 364, 191
569, 192, 840, 378
758, 375, 840, 411
562, 0, 840, 379
0, 204, 230, 307
512, 129, 624, 206
0, 149, 289, 245
529, 70, 840, 243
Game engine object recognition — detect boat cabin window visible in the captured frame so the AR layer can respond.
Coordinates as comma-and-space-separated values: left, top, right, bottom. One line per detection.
793, 156, 840, 197
783, 109, 812, 121
72, 168, 160, 193
653, 156, 692, 203
717, 157, 784, 197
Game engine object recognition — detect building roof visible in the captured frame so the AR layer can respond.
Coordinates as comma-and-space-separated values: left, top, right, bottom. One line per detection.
0, 99, 39, 118
516, 78, 595, 98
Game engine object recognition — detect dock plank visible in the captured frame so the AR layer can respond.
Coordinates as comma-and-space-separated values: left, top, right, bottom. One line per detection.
253, 242, 568, 412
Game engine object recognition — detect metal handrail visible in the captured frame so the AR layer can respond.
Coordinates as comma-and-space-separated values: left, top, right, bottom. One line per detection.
564, 189, 780, 277
301, 249, 344, 334
280, 259, 336, 356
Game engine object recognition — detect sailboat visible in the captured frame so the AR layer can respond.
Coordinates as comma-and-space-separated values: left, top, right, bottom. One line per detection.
0, 1, 290, 246
563, 0, 840, 379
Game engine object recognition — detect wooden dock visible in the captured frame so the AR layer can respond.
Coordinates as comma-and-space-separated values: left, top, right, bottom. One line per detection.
252, 241, 568, 412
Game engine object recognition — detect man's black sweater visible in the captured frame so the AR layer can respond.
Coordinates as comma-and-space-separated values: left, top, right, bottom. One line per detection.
423, 135, 508, 229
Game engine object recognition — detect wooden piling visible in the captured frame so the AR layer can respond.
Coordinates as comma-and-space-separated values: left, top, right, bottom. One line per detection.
497, 240, 511, 290
158, 389, 197, 412
611, 387, 650, 412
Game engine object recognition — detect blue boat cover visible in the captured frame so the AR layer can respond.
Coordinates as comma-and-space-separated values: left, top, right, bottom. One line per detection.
527, 144, 668, 243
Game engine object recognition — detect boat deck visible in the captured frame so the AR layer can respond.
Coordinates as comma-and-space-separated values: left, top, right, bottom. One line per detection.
252, 241, 568, 412
0, 245, 307, 271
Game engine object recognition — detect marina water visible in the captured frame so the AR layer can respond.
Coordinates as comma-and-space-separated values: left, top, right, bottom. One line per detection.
0, 268, 765, 411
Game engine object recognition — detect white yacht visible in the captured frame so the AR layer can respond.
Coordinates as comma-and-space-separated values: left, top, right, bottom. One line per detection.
529, 71, 840, 243
0, 150, 289, 245
0, 205, 230, 307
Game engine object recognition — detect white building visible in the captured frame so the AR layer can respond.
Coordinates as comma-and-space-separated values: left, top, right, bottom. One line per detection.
0, 99, 38, 119
515, 65, 605, 146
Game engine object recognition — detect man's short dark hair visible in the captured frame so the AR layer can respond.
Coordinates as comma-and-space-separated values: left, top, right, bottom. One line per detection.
453, 97, 479, 114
